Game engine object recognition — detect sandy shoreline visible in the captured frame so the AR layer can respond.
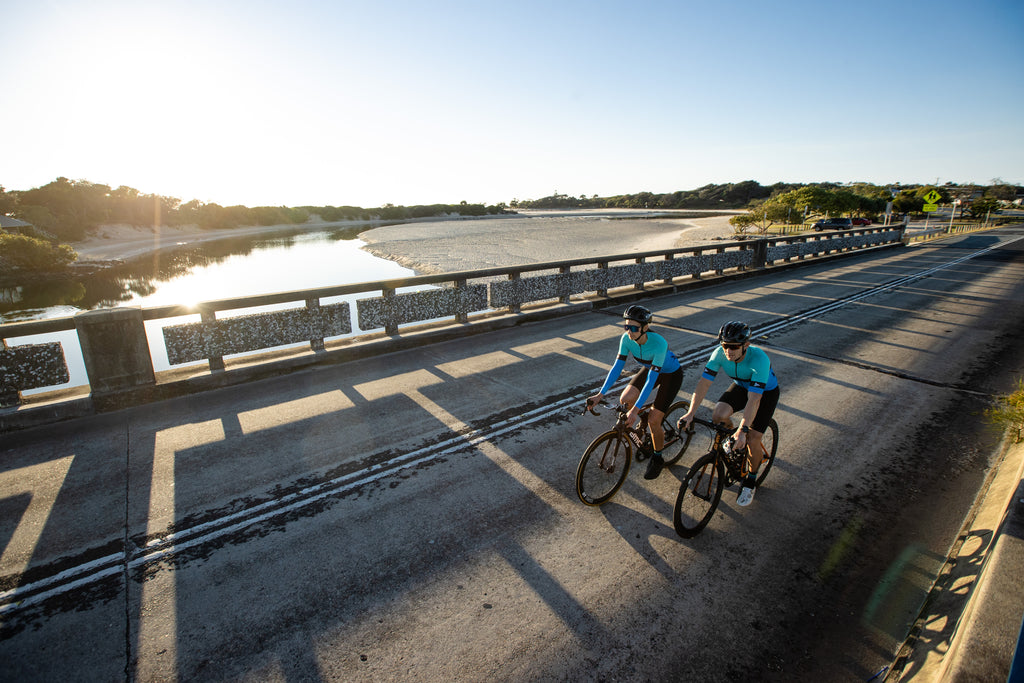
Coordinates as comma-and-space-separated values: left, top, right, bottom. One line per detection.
360, 214, 741, 273
70, 210, 742, 274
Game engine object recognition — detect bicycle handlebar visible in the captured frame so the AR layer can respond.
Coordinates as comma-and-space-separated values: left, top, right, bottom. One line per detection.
682, 415, 735, 436
582, 399, 609, 416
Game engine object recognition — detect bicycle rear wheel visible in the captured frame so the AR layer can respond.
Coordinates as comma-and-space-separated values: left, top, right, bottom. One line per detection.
660, 400, 696, 466
754, 418, 779, 487
576, 431, 632, 506
673, 453, 725, 538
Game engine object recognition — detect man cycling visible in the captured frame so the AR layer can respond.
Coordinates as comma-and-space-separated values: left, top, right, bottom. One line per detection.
679, 321, 779, 506
586, 305, 683, 481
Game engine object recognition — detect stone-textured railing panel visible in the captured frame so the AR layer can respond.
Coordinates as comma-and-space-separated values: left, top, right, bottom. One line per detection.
657, 253, 717, 279
164, 302, 351, 365
768, 241, 818, 261
599, 261, 661, 290
488, 271, 588, 309
0, 342, 69, 396
358, 285, 488, 330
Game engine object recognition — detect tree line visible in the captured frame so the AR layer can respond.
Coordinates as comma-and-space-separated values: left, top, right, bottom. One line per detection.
513, 180, 791, 210
514, 180, 1020, 216
1, 176, 1019, 275
728, 181, 1018, 233
0, 177, 510, 244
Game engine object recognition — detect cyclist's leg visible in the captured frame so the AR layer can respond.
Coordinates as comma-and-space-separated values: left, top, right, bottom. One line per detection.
619, 369, 646, 409
648, 368, 683, 451
746, 387, 780, 474
712, 383, 747, 429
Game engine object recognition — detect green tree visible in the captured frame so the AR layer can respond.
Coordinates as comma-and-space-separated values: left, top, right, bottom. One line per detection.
15, 177, 111, 240
967, 196, 999, 219
0, 233, 78, 272
0, 185, 17, 215
988, 179, 1019, 201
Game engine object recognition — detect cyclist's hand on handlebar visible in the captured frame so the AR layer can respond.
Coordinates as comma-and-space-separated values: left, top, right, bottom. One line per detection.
679, 411, 695, 431
625, 406, 639, 428
583, 393, 605, 415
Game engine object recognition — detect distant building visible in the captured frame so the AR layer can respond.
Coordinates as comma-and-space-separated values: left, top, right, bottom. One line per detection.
0, 215, 32, 231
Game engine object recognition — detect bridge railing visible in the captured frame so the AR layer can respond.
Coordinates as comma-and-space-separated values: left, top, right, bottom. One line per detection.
1, 226, 905, 412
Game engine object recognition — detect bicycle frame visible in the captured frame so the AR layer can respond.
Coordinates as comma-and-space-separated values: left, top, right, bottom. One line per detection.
690, 418, 749, 486
575, 401, 689, 506
673, 413, 780, 537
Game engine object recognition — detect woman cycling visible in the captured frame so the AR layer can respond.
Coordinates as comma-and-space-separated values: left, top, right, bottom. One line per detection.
586, 305, 683, 480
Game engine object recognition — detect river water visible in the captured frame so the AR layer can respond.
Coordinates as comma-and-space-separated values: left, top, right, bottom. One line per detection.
2, 228, 421, 391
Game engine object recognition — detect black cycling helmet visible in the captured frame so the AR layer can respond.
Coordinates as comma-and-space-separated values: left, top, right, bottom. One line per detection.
623, 305, 653, 325
718, 321, 751, 344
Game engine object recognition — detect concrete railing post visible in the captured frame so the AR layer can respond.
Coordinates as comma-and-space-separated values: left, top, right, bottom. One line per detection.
752, 239, 768, 269
75, 307, 155, 397
0, 339, 18, 407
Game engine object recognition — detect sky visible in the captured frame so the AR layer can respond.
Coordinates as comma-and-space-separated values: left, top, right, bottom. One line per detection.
3, 0, 1023, 209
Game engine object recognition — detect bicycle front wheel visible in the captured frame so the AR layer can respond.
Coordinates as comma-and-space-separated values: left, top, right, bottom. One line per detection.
755, 418, 779, 487
660, 400, 696, 466
674, 453, 725, 538
576, 431, 632, 506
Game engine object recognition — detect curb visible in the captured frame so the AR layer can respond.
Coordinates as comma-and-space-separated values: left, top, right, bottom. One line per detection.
892, 433, 1024, 681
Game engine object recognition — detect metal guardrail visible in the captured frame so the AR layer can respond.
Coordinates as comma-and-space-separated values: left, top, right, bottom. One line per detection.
1, 226, 904, 409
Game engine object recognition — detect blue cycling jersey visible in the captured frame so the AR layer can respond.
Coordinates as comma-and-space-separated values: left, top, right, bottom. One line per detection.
599, 331, 681, 407
701, 345, 778, 394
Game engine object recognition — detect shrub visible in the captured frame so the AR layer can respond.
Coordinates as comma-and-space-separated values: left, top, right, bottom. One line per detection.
986, 378, 1024, 443
0, 233, 78, 272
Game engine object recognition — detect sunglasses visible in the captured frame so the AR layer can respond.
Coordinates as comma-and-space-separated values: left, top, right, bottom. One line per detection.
721, 342, 744, 350
623, 323, 643, 332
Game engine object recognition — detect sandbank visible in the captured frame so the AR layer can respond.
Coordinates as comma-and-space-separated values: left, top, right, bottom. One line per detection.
69, 211, 743, 274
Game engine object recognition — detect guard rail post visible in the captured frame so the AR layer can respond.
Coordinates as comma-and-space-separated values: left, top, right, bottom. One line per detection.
752, 239, 768, 269
74, 307, 155, 403
1, 339, 17, 407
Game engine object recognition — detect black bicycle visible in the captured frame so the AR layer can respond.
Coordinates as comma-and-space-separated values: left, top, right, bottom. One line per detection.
575, 400, 700, 506
672, 415, 779, 538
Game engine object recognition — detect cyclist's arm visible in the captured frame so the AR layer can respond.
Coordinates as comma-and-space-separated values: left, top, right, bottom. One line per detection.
682, 376, 714, 423
597, 355, 627, 396
739, 392, 761, 431
632, 365, 661, 410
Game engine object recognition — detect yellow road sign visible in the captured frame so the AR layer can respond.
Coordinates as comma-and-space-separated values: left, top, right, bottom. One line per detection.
924, 190, 941, 204
923, 203, 938, 212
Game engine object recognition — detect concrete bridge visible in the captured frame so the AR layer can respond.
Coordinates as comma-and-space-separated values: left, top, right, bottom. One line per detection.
1, 225, 1023, 681
2, 226, 907, 429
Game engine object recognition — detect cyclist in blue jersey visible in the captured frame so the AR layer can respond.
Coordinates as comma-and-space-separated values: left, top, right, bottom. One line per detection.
679, 321, 780, 507
586, 305, 684, 481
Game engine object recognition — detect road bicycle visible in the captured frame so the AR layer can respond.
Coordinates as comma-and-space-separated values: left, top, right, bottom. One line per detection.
575, 399, 699, 506
672, 415, 779, 538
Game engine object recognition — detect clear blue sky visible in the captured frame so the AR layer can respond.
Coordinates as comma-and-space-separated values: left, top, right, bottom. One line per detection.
3, 0, 1022, 209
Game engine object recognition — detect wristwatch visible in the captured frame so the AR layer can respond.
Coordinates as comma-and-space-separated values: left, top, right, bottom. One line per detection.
740, 425, 750, 433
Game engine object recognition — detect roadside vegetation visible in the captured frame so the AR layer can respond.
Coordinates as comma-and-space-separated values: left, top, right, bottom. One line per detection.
987, 378, 1024, 443
728, 182, 1019, 236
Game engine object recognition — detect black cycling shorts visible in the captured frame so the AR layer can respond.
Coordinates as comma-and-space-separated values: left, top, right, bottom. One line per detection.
628, 367, 683, 413
718, 383, 780, 434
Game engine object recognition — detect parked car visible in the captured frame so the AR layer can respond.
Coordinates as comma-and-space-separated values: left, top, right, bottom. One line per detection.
851, 217, 872, 226
812, 217, 853, 231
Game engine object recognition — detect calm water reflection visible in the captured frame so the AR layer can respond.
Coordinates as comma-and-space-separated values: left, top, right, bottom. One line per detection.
1, 227, 414, 323
2, 227, 422, 390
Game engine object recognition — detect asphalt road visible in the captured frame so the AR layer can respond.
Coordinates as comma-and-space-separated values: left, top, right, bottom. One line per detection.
2, 227, 1024, 681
